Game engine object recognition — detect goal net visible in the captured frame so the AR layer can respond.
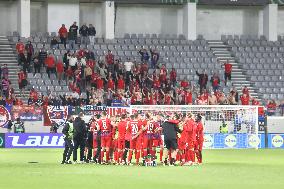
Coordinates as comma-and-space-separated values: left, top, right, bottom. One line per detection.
130, 105, 260, 149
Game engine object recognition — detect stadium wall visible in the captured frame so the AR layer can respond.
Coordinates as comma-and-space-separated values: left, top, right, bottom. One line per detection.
277, 6, 284, 36
80, 3, 103, 37
31, 1, 47, 34
1, 1, 284, 39
46, 0, 80, 33
0, 1, 18, 36
197, 6, 263, 39
114, 4, 183, 37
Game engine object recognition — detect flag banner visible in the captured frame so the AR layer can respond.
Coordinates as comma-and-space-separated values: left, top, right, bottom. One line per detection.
43, 106, 70, 127
11, 105, 43, 121
0, 106, 11, 128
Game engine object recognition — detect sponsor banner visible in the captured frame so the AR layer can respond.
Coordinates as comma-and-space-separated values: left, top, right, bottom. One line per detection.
0, 106, 11, 128
2, 133, 270, 149
203, 134, 264, 149
203, 134, 214, 149
11, 105, 43, 121
198, 0, 269, 6
5, 133, 64, 148
269, 134, 284, 148
0, 133, 5, 148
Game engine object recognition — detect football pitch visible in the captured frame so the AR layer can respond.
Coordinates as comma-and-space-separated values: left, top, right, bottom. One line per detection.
0, 149, 283, 189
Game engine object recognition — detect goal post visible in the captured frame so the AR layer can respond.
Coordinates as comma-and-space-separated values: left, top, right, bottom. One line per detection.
129, 105, 261, 149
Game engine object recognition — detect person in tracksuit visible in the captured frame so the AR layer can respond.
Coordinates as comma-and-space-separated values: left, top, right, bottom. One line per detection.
73, 112, 87, 163
61, 115, 74, 164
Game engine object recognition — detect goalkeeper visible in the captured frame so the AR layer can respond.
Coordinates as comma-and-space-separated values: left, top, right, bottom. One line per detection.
220, 121, 228, 134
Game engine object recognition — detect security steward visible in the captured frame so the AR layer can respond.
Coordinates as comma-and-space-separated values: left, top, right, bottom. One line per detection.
61, 115, 74, 164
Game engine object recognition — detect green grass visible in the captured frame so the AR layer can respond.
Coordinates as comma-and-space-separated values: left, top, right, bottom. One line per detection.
0, 149, 283, 189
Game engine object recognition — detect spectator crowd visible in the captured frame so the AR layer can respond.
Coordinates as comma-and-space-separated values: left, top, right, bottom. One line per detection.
0, 22, 283, 116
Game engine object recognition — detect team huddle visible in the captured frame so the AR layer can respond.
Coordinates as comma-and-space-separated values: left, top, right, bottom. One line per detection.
62, 111, 204, 166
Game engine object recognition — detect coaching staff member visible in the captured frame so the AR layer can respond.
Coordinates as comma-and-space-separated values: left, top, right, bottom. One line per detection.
161, 114, 181, 166
73, 112, 87, 163
61, 115, 74, 164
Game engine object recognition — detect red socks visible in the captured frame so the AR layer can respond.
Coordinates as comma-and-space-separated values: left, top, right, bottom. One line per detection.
128, 150, 133, 162
159, 149, 163, 162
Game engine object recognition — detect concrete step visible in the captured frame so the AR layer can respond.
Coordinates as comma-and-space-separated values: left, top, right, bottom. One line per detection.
216, 57, 235, 60
214, 53, 232, 57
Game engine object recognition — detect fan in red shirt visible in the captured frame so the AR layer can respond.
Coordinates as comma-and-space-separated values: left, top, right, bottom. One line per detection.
185, 89, 193, 105
127, 114, 143, 165
129, 78, 140, 92
45, 54, 55, 78
97, 111, 112, 163
159, 64, 167, 84
117, 75, 125, 92
240, 93, 250, 105
96, 76, 104, 90
163, 91, 172, 105
170, 68, 177, 87
267, 100, 277, 116
18, 70, 27, 92
242, 86, 250, 97
14, 97, 23, 106
180, 78, 189, 89
56, 60, 64, 81
107, 76, 115, 90
77, 49, 85, 59
16, 40, 25, 54
197, 92, 208, 105
29, 88, 38, 101
210, 73, 220, 92
105, 50, 114, 65
87, 59, 96, 71
195, 114, 204, 164
252, 98, 259, 106
224, 60, 232, 86
58, 24, 68, 48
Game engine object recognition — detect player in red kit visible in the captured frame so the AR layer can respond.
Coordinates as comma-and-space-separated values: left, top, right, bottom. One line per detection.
116, 114, 128, 164
90, 116, 99, 162
97, 111, 112, 164
177, 114, 189, 165
110, 115, 120, 164
195, 114, 204, 164
185, 113, 197, 165
142, 113, 157, 164
152, 114, 164, 163
127, 114, 143, 165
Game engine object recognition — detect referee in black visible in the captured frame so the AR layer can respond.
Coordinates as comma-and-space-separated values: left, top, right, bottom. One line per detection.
161, 114, 182, 166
